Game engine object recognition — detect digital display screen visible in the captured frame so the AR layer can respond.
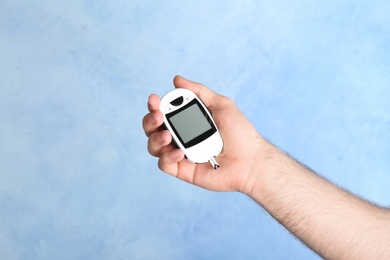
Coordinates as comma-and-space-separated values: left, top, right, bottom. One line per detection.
169, 102, 213, 144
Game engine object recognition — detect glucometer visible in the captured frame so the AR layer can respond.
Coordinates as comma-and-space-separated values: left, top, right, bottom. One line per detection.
160, 88, 223, 169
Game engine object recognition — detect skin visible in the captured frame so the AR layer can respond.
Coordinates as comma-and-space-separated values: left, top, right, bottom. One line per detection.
142, 76, 390, 259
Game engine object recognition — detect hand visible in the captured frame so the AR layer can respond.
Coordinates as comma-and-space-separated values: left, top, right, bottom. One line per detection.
145, 77, 390, 260
143, 76, 266, 193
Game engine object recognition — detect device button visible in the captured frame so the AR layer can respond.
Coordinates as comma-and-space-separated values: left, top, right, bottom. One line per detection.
170, 96, 184, 106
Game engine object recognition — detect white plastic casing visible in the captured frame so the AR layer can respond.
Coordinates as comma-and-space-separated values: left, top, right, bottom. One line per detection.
160, 88, 223, 164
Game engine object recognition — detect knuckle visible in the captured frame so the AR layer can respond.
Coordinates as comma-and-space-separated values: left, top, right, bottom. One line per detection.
143, 111, 163, 137
220, 95, 233, 105
157, 158, 164, 171
147, 135, 160, 156
158, 156, 170, 172
142, 114, 153, 136
142, 114, 148, 128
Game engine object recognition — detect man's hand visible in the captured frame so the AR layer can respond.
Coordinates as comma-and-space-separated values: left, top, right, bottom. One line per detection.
143, 76, 390, 259
142, 76, 266, 193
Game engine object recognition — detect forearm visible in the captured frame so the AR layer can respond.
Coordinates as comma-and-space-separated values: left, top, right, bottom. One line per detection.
246, 141, 390, 259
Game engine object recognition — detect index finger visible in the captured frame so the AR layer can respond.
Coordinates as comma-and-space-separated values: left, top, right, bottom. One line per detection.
148, 94, 160, 112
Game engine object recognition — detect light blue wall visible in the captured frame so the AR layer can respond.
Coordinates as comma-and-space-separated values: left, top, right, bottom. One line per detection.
1, 1, 389, 259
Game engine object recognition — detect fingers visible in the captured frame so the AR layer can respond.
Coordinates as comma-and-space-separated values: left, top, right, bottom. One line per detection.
147, 130, 173, 157
143, 94, 163, 137
147, 94, 160, 112
158, 149, 185, 176
142, 109, 163, 137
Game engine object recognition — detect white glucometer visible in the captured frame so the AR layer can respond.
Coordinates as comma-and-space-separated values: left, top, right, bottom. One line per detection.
160, 88, 223, 169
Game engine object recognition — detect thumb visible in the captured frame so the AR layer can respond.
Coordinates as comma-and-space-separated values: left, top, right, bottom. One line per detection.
173, 75, 218, 107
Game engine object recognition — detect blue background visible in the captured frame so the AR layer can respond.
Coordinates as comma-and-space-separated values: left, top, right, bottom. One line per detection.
1, 1, 389, 259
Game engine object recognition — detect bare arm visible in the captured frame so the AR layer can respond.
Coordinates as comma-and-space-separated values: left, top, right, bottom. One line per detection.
246, 141, 390, 259
143, 76, 390, 259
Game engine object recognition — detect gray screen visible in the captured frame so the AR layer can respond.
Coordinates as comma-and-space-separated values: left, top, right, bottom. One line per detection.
169, 103, 212, 144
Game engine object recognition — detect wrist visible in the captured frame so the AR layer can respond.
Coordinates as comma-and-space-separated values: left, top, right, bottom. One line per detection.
240, 136, 278, 197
